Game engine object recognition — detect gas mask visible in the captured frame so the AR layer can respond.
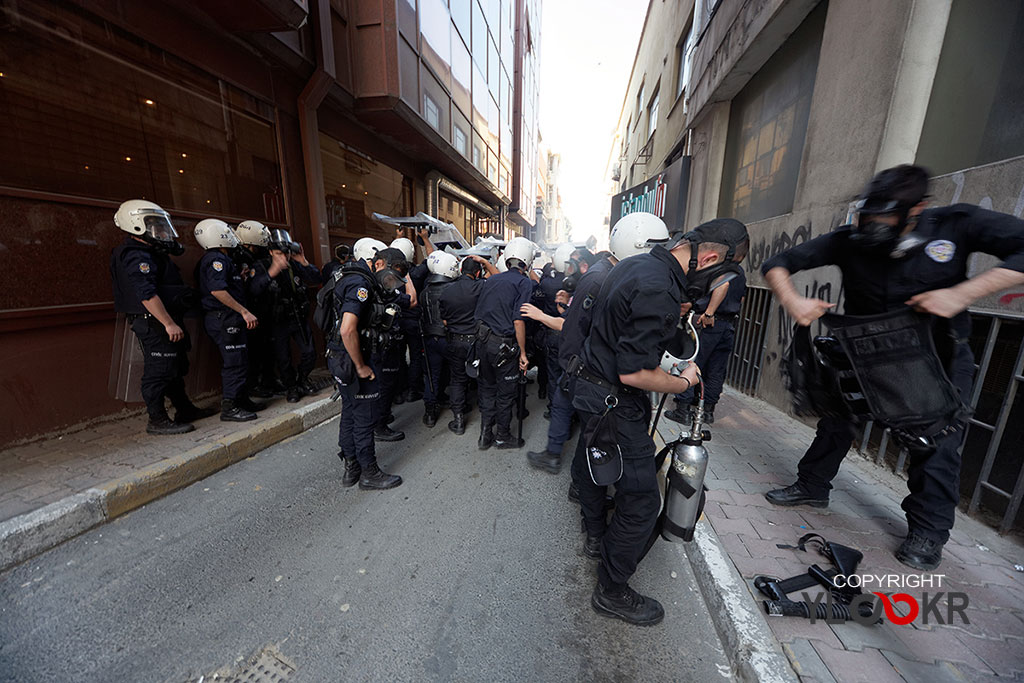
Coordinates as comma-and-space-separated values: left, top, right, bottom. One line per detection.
269, 228, 301, 255
685, 260, 744, 302
850, 198, 925, 259
374, 267, 406, 301
680, 220, 749, 302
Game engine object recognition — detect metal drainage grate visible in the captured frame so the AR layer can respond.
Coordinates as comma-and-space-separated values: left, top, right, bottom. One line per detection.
202, 645, 296, 683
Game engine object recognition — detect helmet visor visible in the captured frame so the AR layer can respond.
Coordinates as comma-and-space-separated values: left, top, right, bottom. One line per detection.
143, 214, 178, 242
270, 228, 294, 245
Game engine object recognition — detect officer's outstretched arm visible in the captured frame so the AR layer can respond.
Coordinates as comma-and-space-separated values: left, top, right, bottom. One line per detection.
211, 290, 258, 329
907, 267, 1024, 318
764, 267, 834, 326
620, 365, 697, 395
340, 312, 372, 378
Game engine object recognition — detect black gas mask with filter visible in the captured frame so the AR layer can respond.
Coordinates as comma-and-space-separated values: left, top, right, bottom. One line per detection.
849, 187, 928, 259
679, 218, 750, 302
269, 228, 301, 255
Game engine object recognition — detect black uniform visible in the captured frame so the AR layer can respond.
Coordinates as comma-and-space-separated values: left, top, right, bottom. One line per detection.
327, 261, 384, 468
242, 254, 277, 392
763, 204, 1024, 543
267, 261, 321, 390
199, 249, 261, 401
675, 268, 747, 410
421, 273, 455, 409
110, 237, 194, 420
474, 269, 536, 441
439, 274, 484, 416
534, 270, 566, 403
396, 261, 429, 401
574, 246, 691, 592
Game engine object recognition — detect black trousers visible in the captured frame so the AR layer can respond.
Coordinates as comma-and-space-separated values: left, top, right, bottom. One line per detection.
203, 310, 248, 401
477, 337, 519, 438
271, 317, 316, 388
571, 378, 660, 591
445, 338, 473, 415
376, 343, 403, 426
131, 315, 191, 419
398, 317, 425, 396
796, 342, 974, 544
423, 335, 448, 406
675, 323, 735, 408
330, 353, 380, 469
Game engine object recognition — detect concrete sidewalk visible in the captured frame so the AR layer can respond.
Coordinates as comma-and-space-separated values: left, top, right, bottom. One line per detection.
660, 388, 1024, 682
0, 387, 341, 570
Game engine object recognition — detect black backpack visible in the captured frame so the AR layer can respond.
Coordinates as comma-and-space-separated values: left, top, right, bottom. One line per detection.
313, 263, 379, 339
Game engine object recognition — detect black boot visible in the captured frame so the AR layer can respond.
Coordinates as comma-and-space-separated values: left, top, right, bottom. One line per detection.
339, 453, 361, 488
765, 482, 829, 508
664, 405, 692, 424
478, 425, 494, 451
286, 385, 305, 403
250, 385, 275, 399
583, 535, 602, 559
374, 425, 405, 442
173, 404, 217, 423
527, 449, 562, 474
448, 412, 466, 435
495, 434, 524, 449
300, 378, 321, 396
895, 532, 943, 571
146, 414, 195, 435
423, 403, 438, 428
392, 391, 406, 406
220, 399, 257, 422
568, 481, 580, 503
358, 463, 402, 490
236, 395, 267, 412
591, 583, 664, 626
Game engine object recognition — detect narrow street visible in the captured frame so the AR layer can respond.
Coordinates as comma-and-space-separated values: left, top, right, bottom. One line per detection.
0, 394, 730, 682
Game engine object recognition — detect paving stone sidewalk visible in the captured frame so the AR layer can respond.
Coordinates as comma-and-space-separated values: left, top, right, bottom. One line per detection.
659, 388, 1024, 683
0, 387, 333, 524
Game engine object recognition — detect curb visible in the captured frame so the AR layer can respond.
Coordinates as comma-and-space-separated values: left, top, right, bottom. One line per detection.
0, 396, 341, 572
653, 430, 797, 683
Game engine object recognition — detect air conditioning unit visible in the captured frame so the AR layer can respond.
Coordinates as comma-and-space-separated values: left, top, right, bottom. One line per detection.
611, 162, 621, 182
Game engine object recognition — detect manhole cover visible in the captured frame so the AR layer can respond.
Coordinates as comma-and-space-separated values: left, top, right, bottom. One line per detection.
201, 645, 296, 683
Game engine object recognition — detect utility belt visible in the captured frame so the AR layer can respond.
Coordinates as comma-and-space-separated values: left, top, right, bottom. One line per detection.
565, 355, 641, 396
447, 332, 476, 343
476, 322, 515, 345
715, 312, 738, 323
125, 312, 153, 323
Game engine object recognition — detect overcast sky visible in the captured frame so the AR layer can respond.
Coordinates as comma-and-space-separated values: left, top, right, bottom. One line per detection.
538, 0, 649, 246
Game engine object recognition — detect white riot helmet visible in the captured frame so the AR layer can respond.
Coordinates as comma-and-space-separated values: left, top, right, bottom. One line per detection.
353, 237, 388, 264
503, 236, 537, 271
235, 220, 271, 247
114, 199, 181, 252
390, 237, 415, 262
553, 243, 575, 273
194, 218, 240, 250
609, 212, 670, 261
495, 251, 508, 272
427, 251, 460, 279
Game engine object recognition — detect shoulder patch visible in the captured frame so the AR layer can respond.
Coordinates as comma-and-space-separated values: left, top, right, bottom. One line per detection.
212, 260, 224, 272
925, 239, 955, 263
139, 262, 151, 274
356, 287, 369, 302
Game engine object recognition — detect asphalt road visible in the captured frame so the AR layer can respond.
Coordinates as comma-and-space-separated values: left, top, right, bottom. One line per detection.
1, 393, 730, 682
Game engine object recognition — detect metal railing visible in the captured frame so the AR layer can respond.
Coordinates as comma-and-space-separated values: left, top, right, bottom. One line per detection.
725, 285, 773, 395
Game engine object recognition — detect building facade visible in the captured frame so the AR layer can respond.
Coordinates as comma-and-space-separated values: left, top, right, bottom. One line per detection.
0, 0, 542, 445
609, 0, 1024, 530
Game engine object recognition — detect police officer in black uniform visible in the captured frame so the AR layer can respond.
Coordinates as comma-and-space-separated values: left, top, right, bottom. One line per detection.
395, 230, 434, 405
264, 228, 322, 402
474, 237, 539, 450
439, 255, 497, 434
195, 219, 266, 422
327, 238, 404, 490
666, 267, 747, 424
419, 251, 460, 427
321, 243, 351, 283
110, 200, 215, 435
371, 246, 414, 441
572, 218, 748, 626
763, 164, 1024, 570
234, 220, 289, 398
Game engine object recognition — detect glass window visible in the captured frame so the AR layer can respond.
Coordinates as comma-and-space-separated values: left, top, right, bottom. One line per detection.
647, 88, 660, 140
451, 0, 471, 45
420, 65, 450, 141
488, 34, 500, 98
472, 1, 488, 70
718, 3, 825, 223
451, 32, 472, 116
424, 94, 441, 130
635, 83, 645, 130
454, 125, 468, 156
916, 0, 1024, 175
419, 0, 452, 88
472, 62, 489, 128
320, 132, 406, 243
677, 17, 696, 100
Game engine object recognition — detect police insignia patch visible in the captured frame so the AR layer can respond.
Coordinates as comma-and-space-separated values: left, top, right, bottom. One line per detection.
212, 260, 224, 272
139, 262, 151, 274
356, 287, 369, 302
925, 240, 955, 263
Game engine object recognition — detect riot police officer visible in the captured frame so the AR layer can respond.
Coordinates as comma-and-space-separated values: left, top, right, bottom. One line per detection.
394, 232, 432, 405
264, 228, 321, 402
195, 219, 266, 422
326, 238, 404, 490
474, 237, 538, 450
419, 251, 460, 427
234, 221, 289, 398
372, 246, 415, 441
322, 243, 352, 283
763, 164, 1024, 570
110, 199, 214, 435
572, 218, 748, 626
665, 267, 747, 424
439, 255, 498, 434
